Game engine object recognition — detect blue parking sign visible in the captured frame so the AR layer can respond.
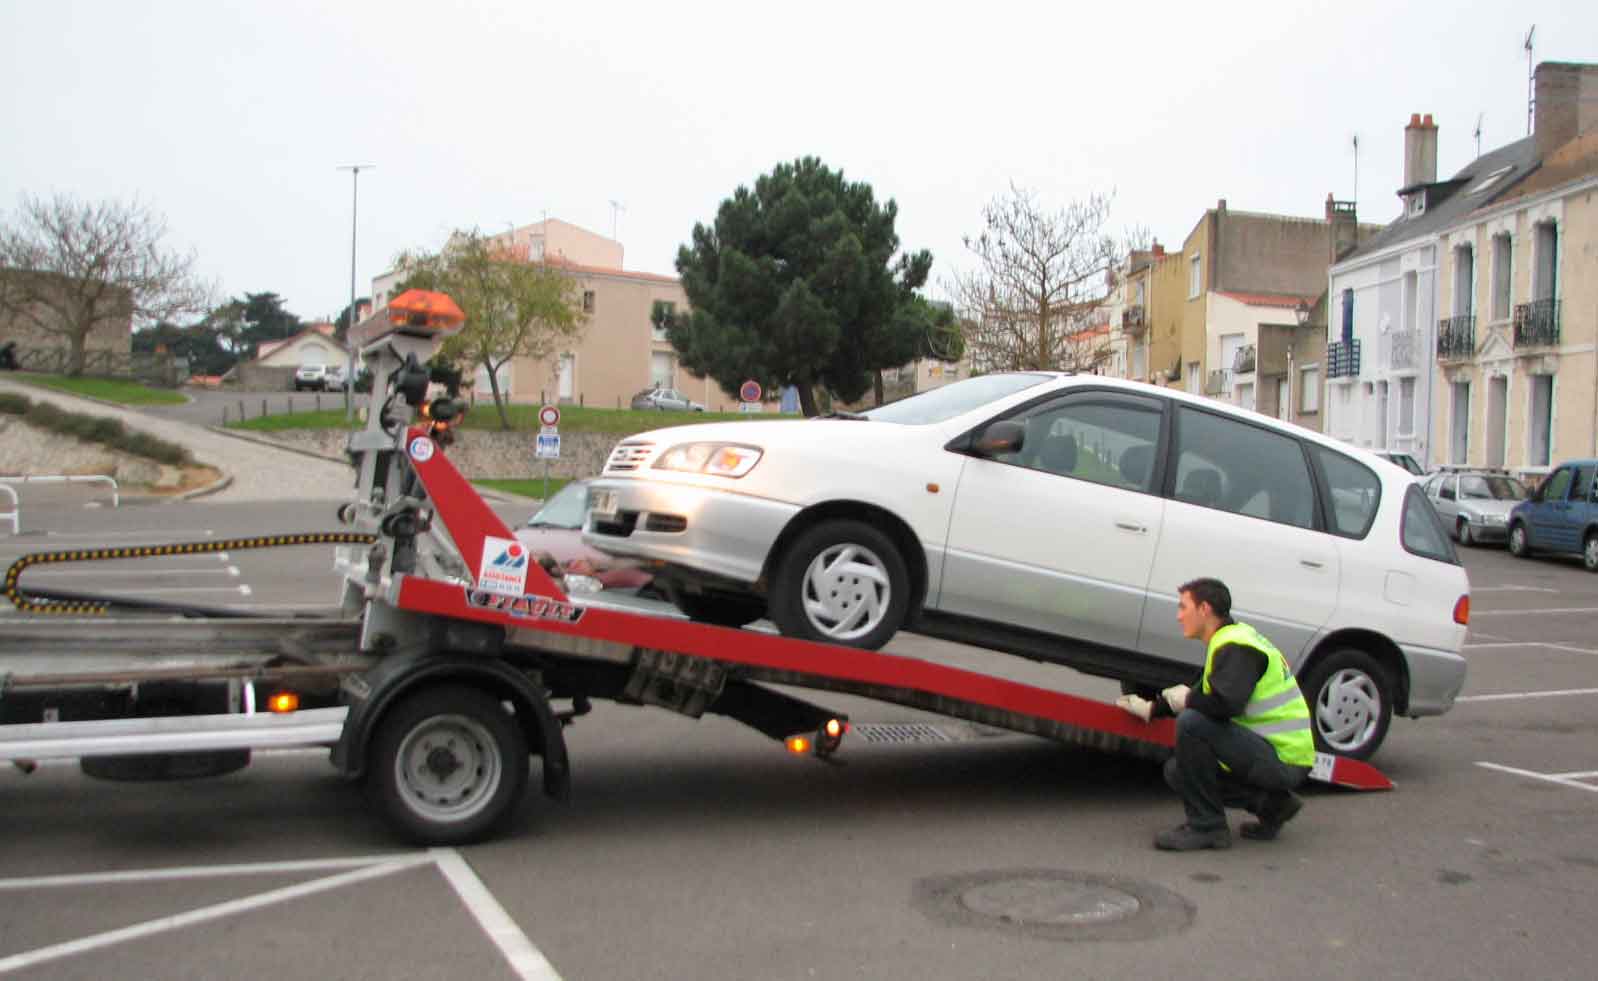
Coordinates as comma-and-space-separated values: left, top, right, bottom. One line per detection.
535, 433, 561, 460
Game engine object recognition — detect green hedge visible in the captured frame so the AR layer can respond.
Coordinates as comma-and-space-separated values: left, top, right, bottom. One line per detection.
1, 392, 191, 466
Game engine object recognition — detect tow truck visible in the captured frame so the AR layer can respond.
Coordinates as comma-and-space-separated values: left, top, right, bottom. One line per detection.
0, 291, 1391, 845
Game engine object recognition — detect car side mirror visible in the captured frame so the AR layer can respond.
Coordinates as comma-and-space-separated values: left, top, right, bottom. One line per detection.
971, 421, 1025, 458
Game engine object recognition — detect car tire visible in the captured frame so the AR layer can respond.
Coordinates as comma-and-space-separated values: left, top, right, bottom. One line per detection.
1508, 522, 1531, 558
672, 589, 766, 628
1584, 533, 1598, 573
768, 519, 910, 650
1300, 649, 1393, 762
1457, 520, 1474, 547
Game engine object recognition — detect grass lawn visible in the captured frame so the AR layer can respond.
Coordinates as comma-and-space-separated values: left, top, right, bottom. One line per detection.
17, 374, 187, 406
472, 477, 573, 501
229, 401, 779, 434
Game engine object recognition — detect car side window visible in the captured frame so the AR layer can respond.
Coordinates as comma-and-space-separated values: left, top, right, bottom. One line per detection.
1543, 468, 1573, 502
1309, 444, 1381, 538
1171, 407, 1316, 529
1571, 466, 1595, 503
1401, 485, 1459, 564
1438, 477, 1457, 501
1002, 394, 1162, 492
1422, 474, 1442, 499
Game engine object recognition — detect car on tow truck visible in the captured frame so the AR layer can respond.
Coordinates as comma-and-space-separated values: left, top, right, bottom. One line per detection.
584, 371, 1471, 760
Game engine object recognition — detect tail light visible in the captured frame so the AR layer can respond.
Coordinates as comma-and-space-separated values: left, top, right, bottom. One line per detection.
1453, 594, 1470, 625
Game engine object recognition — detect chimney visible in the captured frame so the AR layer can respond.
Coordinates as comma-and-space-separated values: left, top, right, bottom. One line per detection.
1152, 241, 1164, 257
1534, 62, 1598, 158
1404, 113, 1438, 187
1325, 193, 1358, 264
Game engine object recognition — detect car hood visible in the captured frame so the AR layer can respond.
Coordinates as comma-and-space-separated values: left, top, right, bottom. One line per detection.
1459, 499, 1519, 517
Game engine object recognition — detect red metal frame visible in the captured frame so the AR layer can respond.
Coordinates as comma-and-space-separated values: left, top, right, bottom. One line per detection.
397, 428, 1392, 791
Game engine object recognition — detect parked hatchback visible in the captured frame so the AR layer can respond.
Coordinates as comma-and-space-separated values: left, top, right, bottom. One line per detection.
630, 387, 705, 412
586, 372, 1470, 760
1507, 459, 1598, 571
1423, 469, 1529, 547
294, 364, 327, 391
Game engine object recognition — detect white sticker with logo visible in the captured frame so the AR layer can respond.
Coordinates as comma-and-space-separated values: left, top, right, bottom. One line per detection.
1310, 752, 1336, 783
476, 535, 530, 597
407, 436, 434, 463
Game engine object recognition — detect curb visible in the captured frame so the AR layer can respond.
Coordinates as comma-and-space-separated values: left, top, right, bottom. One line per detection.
203, 425, 353, 465
176, 471, 235, 501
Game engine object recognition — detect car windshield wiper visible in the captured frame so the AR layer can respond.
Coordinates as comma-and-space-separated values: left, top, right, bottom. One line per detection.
815, 411, 868, 420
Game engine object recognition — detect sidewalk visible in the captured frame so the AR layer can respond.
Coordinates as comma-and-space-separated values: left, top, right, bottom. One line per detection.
0, 378, 353, 502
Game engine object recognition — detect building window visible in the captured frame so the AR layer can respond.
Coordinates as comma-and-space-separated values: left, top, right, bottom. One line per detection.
1340, 289, 1354, 344
651, 351, 674, 390
1528, 374, 1553, 467
651, 300, 675, 341
1452, 245, 1472, 317
557, 354, 574, 400
1300, 365, 1320, 413
1135, 281, 1146, 306
1533, 222, 1558, 301
1398, 376, 1416, 436
582, 290, 596, 313
1188, 255, 1201, 299
1186, 361, 1199, 394
1404, 271, 1419, 331
1491, 234, 1512, 321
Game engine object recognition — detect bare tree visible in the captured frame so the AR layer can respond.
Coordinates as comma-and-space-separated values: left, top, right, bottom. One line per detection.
0, 194, 213, 375
947, 185, 1120, 374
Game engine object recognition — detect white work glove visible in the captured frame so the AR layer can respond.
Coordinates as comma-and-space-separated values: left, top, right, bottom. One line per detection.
1161, 684, 1191, 714
1115, 693, 1154, 723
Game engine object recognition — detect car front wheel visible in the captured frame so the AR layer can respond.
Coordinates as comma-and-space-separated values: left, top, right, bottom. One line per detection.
1457, 520, 1474, 547
1508, 522, 1531, 557
768, 519, 910, 650
1300, 649, 1393, 761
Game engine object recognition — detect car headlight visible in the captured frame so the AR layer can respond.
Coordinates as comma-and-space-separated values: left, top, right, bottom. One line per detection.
562, 573, 604, 594
654, 442, 763, 478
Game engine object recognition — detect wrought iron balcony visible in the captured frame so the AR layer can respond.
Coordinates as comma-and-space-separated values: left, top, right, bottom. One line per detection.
1232, 344, 1256, 374
1513, 299, 1561, 347
1327, 339, 1361, 378
1381, 329, 1420, 371
1437, 316, 1474, 360
1121, 305, 1146, 334
1204, 369, 1228, 395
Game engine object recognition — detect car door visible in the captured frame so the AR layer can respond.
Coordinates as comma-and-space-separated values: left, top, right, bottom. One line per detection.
1529, 466, 1574, 552
1138, 405, 1339, 666
1563, 465, 1596, 554
1427, 473, 1458, 529
938, 389, 1167, 653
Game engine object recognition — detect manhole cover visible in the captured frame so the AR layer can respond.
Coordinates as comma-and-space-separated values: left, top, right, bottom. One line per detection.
959, 877, 1141, 925
913, 870, 1193, 941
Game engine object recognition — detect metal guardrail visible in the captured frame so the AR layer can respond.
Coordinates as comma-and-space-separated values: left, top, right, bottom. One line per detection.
0, 485, 16, 534
0, 476, 120, 533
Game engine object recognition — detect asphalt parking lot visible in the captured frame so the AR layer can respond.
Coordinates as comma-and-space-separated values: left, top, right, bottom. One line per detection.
2, 501, 1595, 980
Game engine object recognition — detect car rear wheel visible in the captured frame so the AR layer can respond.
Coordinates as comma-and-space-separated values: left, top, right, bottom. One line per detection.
1300, 649, 1392, 761
1457, 520, 1474, 547
769, 519, 910, 650
1508, 522, 1531, 557
1584, 533, 1598, 573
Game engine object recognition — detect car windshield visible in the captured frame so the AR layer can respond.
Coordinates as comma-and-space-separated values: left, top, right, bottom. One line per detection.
526, 482, 588, 529
861, 373, 1053, 425
1460, 475, 1528, 500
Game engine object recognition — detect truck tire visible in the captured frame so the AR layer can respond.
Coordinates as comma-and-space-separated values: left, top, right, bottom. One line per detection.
1299, 649, 1393, 762
768, 519, 910, 650
367, 684, 528, 845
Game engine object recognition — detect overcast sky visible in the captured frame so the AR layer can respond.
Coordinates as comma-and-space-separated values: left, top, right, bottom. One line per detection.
4, 0, 1594, 323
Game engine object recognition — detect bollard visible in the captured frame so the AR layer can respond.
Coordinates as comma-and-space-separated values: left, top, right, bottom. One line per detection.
238, 400, 245, 421
262, 399, 268, 418
287, 397, 293, 415
316, 393, 322, 412
222, 406, 228, 425
579, 393, 584, 407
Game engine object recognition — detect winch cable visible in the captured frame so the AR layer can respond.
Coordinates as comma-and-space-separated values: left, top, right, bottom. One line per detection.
4, 532, 377, 616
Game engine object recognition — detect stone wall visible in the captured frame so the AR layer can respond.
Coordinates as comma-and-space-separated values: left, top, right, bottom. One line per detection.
256, 428, 621, 479
0, 416, 163, 483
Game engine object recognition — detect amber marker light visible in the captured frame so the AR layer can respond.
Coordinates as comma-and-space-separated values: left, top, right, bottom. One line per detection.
785, 735, 811, 754
268, 692, 301, 714
1453, 594, 1470, 626
825, 718, 844, 739
926, 483, 940, 493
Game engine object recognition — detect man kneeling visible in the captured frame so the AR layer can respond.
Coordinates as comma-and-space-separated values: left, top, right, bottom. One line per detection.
1118, 578, 1314, 851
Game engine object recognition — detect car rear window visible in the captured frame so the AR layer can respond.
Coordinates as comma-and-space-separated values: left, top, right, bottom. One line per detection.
1401, 485, 1459, 564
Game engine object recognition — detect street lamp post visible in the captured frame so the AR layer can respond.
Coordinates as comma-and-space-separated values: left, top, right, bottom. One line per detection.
1289, 299, 1312, 423
338, 164, 374, 419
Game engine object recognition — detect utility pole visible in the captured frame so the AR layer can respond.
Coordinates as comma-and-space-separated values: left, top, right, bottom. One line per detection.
337, 164, 374, 419
609, 199, 626, 241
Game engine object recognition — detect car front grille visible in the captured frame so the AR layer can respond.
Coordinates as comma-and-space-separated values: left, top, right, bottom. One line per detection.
605, 441, 654, 473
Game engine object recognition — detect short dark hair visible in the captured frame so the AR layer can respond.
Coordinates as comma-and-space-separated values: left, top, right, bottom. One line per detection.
1179, 577, 1231, 619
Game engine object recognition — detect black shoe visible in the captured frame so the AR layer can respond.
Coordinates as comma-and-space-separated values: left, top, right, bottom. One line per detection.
1240, 793, 1303, 841
1154, 823, 1232, 851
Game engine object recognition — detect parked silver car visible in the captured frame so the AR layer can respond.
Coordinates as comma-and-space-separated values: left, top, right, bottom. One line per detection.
630, 387, 705, 412
1422, 469, 1529, 546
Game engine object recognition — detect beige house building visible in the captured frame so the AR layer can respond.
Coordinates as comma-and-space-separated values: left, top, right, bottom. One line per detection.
253, 323, 342, 367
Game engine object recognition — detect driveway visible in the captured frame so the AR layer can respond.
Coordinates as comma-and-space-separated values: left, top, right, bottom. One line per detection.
139, 388, 359, 427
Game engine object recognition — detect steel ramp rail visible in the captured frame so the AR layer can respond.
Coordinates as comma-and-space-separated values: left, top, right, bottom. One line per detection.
0, 707, 349, 761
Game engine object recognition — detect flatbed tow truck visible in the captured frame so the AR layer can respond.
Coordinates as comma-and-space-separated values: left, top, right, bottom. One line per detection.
0, 292, 1390, 845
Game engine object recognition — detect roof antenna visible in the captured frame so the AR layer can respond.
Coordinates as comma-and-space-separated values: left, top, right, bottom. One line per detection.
1351, 133, 1359, 207
608, 199, 626, 241
1524, 25, 1536, 137
1474, 113, 1484, 159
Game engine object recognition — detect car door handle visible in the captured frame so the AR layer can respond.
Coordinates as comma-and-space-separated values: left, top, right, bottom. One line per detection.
1114, 521, 1147, 533
1300, 559, 1325, 570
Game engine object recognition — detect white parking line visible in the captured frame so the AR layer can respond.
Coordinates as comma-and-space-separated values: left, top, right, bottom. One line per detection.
1471, 607, 1598, 616
25, 529, 217, 540
1476, 761, 1598, 795
0, 854, 425, 891
26, 566, 241, 578
1472, 585, 1560, 593
1457, 687, 1598, 702
1463, 641, 1598, 655
433, 848, 563, 981
0, 857, 428, 974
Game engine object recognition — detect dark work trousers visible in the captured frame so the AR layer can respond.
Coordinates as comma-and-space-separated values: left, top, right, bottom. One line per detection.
1163, 709, 1310, 831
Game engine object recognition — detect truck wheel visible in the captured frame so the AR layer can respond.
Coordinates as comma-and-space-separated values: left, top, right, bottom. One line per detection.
1508, 522, 1530, 557
768, 519, 909, 650
367, 685, 528, 845
1300, 650, 1392, 761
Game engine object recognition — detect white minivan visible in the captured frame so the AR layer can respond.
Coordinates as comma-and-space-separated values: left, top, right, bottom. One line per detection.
585, 373, 1469, 760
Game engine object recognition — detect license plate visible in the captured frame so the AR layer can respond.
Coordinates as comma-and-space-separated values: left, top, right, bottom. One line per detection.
590, 489, 618, 519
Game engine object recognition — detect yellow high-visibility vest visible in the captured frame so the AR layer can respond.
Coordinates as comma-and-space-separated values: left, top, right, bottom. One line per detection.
1202, 622, 1315, 767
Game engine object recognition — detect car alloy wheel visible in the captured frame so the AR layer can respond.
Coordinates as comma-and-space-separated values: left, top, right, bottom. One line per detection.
1585, 534, 1598, 573
1508, 523, 1530, 558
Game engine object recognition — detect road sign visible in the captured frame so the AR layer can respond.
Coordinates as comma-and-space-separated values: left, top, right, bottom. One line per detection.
739, 380, 762, 403
739, 402, 762, 413
535, 433, 561, 459
538, 404, 561, 428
